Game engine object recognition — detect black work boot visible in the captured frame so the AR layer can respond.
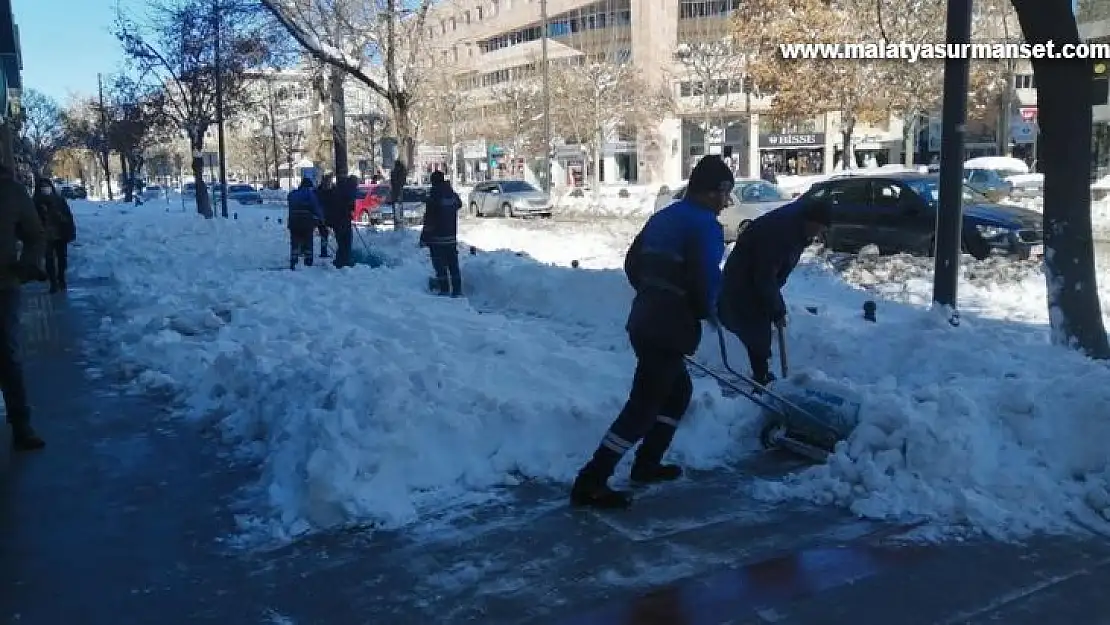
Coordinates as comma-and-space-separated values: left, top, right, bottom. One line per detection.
630, 461, 683, 484
570, 467, 632, 509
11, 422, 45, 451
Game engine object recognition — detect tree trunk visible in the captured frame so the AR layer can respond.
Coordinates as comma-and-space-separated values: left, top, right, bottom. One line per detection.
1011, 0, 1109, 358
841, 118, 856, 170
190, 138, 213, 219
330, 67, 349, 178
120, 153, 132, 203
391, 96, 415, 170
98, 148, 113, 201
903, 113, 917, 166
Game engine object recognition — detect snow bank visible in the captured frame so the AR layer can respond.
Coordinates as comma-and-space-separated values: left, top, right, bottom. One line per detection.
72, 206, 754, 541
71, 201, 1110, 543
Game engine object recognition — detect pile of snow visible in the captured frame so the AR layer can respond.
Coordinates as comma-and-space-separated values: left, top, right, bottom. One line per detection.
71, 204, 752, 541
70, 200, 1110, 544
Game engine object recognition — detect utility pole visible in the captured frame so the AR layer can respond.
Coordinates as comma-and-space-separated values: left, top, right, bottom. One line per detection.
97, 73, 113, 201
213, 0, 229, 218
540, 0, 552, 194
932, 0, 973, 320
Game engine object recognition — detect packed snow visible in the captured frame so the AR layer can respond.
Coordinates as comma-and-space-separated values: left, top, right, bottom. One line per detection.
68, 199, 1110, 544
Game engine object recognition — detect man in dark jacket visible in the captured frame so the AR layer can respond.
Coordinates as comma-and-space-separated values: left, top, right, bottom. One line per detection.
420, 171, 463, 296
0, 164, 47, 450
328, 175, 358, 268
31, 178, 77, 293
718, 198, 830, 385
315, 175, 335, 258
287, 178, 324, 270
390, 159, 407, 225
570, 155, 733, 510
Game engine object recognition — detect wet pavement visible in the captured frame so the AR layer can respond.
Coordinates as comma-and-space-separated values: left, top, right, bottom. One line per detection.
2, 281, 1110, 625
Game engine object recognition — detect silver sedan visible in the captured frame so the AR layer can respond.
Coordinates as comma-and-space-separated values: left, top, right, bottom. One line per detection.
654, 178, 792, 242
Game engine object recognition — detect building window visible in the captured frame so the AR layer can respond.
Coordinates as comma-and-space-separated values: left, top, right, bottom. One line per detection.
465, 10, 471, 23
477, 6, 484, 20
679, 0, 742, 19
451, 17, 457, 30
1014, 74, 1035, 89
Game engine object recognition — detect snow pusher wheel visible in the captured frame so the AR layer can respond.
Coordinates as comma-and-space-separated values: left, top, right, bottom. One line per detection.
759, 421, 787, 449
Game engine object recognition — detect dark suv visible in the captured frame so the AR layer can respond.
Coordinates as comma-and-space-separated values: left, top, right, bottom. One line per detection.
804, 172, 1043, 260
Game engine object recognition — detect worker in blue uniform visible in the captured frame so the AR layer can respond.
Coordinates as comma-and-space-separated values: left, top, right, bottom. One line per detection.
718, 198, 830, 385
570, 155, 734, 510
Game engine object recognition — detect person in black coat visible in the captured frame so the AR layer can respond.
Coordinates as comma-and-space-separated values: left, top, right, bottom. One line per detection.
328, 175, 358, 268
420, 171, 463, 296
718, 198, 830, 385
390, 160, 407, 222
31, 178, 77, 293
315, 175, 336, 258
286, 178, 324, 270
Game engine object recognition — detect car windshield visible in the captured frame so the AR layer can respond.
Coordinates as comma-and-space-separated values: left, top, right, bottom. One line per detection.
500, 181, 538, 193
229, 185, 254, 193
736, 181, 785, 202
905, 178, 988, 204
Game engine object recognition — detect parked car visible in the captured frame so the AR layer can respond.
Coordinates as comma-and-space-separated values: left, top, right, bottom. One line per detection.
218, 183, 263, 205
803, 172, 1043, 260
141, 184, 166, 201
467, 180, 553, 218
181, 182, 197, 199
58, 184, 87, 200
354, 184, 391, 224
963, 167, 1013, 201
654, 178, 792, 243
370, 186, 429, 225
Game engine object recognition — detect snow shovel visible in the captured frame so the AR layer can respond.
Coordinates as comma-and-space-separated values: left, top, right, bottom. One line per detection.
709, 326, 862, 461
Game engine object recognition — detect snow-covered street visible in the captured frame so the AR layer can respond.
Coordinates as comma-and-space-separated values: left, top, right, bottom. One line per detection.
67, 200, 1110, 548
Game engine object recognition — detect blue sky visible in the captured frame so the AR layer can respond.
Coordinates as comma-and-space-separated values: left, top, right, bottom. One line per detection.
12, 0, 139, 102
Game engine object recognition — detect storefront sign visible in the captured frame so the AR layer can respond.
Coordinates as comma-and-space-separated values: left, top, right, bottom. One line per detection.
1019, 106, 1038, 122
759, 133, 825, 149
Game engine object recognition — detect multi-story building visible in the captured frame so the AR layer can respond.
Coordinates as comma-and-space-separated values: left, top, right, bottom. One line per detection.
236, 68, 389, 186
1080, 0, 1110, 179
424, 0, 912, 186
0, 0, 21, 169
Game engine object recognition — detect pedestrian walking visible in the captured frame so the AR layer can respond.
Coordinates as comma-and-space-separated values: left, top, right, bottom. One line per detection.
286, 177, 324, 270
31, 177, 77, 293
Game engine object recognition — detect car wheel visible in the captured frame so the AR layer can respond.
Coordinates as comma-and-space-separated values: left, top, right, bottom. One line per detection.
470, 201, 481, 217
502, 202, 514, 218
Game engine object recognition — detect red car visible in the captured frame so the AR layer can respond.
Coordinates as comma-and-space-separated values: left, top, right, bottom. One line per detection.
353, 184, 390, 225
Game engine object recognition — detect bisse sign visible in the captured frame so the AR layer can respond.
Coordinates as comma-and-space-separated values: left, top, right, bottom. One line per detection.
760, 132, 825, 148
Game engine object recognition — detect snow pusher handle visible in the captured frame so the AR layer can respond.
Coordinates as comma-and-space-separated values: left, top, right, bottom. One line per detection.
777, 325, 789, 378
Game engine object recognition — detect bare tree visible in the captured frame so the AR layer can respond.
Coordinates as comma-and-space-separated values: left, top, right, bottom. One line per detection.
61, 97, 114, 193
415, 65, 472, 180
115, 0, 275, 217
16, 89, 68, 176
674, 31, 749, 163
736, 0, 888, 170
278, 125, 306, 185
872, 0, 945, 164
258, 0, 437, 170
488, 81, 543, 176
550, 55, 670, 190
107, 77, 172, 201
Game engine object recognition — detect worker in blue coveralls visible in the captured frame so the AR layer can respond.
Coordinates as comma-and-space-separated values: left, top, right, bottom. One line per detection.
718, 198, 830, 386
570, 155, 733, 510
286, 177, 325, 270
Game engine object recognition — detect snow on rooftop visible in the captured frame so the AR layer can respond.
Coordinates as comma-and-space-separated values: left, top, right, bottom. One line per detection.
69, 200, 1110, 544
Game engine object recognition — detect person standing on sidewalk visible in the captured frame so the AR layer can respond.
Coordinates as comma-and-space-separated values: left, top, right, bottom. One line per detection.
328, 175, 358, 268
315, 174, 335, 259
0, 164, 47, 450
570, 155, 732, 509
419, 171, 463, 296
390, 159, 407, 225
31, 178, 77, 293
286, 177, 324, 270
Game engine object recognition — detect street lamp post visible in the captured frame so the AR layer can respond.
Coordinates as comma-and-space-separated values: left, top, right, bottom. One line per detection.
213, 0, 229, 218
931, 0, 973, 319
540, 0, 552, 194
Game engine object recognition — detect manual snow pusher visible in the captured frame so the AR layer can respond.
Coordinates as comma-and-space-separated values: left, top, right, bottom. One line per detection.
684, 327, 862, 462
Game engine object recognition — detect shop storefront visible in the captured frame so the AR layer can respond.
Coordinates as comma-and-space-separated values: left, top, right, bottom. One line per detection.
681, 118, 751, 178
759, 132, 825, 175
